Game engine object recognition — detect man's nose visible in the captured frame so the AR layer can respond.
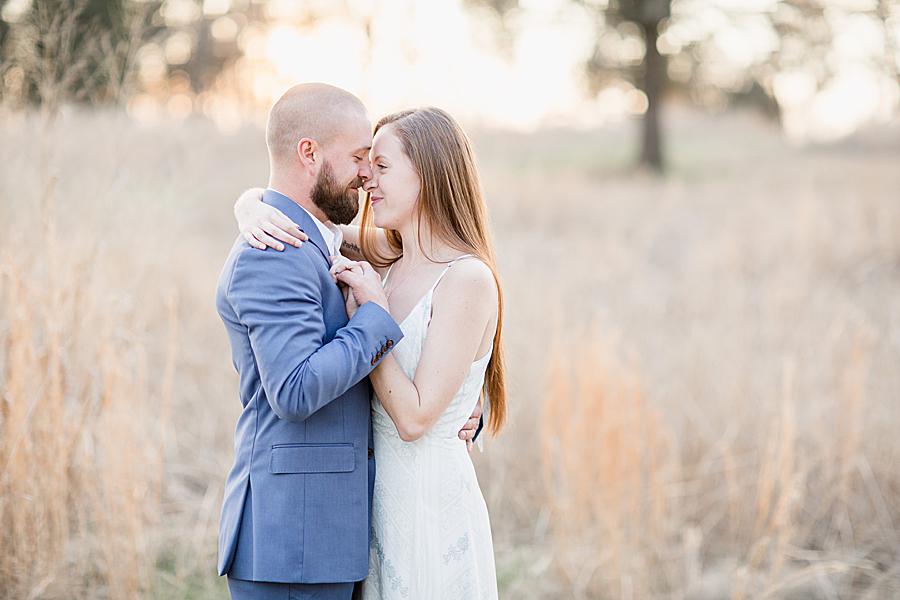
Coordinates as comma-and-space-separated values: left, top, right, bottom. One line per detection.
361, 174, 376, 191
358, 161, 372, 183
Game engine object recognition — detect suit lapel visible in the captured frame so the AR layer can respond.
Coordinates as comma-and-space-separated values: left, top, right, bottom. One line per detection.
262, 189, 333, 267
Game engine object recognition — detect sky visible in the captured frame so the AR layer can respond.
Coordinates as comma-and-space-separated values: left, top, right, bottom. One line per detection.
4, 0, 898, 139
207, 0, 607, 132
227, 0, 899, 140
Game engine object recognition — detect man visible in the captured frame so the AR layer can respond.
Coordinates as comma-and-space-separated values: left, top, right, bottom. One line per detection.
215, 84, 479, 600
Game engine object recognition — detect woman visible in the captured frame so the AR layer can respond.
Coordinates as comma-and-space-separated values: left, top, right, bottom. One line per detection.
234, 107, 505, 599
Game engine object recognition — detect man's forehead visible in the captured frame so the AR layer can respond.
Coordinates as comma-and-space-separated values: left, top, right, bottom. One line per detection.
329, 127, 370, 152
349, 139, 371, 155
339, 115, 372, 150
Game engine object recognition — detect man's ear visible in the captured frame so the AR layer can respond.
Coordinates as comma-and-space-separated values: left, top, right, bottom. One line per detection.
296, 138, 319, 168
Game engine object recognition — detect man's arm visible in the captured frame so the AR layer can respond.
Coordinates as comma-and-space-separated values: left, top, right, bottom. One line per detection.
458, 396, 484, 451
472, 416, 484, 443
227, 247, 402, 422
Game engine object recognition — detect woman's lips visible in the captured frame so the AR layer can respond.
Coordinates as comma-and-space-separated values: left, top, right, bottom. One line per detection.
370, 196, 383, 205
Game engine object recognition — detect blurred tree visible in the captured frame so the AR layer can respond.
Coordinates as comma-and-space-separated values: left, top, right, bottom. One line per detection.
0, 0, 17, 98
468, 0, 671, 172
874, 0, 899, 85
763, 0, 834, 102
0, 0, 9, 54
587, 0, 671, 172
32, 0, 125, 105
0, 0, 162, 112
171, 1, 264, 95
751, 0, 900, 127
182, 16, 221, 93
465, 0, 887, 173
462, 0, 520, 57
0, 0, 257, 111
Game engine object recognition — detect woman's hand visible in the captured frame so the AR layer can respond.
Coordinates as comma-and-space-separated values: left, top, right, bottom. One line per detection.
331, 255, 363, 318
235, 187, 308, 251
334, 260, 391, 313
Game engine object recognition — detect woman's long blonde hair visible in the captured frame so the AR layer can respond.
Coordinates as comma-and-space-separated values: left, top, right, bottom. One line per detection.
358, 107, 507, 435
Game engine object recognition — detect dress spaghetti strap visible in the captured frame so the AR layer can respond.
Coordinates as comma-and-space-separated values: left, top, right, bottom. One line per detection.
426, 254, 476, 296
381, 261, 397, 286
383, 254, 477, 291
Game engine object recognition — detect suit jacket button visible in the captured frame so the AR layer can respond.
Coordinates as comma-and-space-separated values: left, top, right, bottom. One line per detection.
368, 448, 374, 459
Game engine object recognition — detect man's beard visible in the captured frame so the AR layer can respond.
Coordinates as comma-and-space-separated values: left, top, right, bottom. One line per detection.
310, 161, 362, 225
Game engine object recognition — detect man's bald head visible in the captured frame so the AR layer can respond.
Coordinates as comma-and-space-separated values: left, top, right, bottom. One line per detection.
266, 83, 369, 168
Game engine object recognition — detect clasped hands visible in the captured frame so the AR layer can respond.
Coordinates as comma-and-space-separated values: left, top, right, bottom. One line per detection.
329, 255, 389, 318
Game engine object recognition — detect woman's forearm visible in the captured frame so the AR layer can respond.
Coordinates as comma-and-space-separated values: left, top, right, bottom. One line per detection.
235, 186, 266, 215
369, 355, 430, 442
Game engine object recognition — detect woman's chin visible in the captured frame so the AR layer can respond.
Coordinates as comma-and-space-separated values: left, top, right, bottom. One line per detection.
372, 213, 390, 229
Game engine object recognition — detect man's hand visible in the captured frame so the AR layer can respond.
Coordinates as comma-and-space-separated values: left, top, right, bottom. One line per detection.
341, 284, 360, 318
458, 396, 483, 452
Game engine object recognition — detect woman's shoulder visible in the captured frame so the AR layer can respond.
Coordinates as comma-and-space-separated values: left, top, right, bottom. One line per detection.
437, 256, 497, 305
449, 254, 493, 277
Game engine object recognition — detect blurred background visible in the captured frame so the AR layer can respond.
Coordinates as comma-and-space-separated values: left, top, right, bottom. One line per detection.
1, 0, 899, 598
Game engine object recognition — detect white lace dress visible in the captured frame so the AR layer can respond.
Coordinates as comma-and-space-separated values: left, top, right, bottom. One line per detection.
363, 255, 499, 600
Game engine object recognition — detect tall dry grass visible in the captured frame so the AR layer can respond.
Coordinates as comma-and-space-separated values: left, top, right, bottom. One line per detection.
478, 110, 900, 598
538, 328, 899, 599
1, 106, 898, 598
0, 174, 176, 598
541, 330, 674, 598
2, 15, 174, 597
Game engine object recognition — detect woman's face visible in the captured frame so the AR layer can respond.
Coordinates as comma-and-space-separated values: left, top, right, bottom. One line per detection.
363, 124, 420, 230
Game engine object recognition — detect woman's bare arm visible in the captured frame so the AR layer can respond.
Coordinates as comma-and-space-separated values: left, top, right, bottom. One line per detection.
235, 187, 307, 250
358, 259, 497, 442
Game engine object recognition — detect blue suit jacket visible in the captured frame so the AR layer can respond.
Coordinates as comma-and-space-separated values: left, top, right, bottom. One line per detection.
215, 189, 404, 583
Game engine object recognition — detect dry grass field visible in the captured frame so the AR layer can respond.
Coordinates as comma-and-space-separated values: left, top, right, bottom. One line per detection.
1, 106, 899, 599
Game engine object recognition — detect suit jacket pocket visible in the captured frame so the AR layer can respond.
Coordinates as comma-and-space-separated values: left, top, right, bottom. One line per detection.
269, 443, 356, 474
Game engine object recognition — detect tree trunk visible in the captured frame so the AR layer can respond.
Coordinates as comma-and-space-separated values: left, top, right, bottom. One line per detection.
640, 20, 665, 172
0, 1, 9, 56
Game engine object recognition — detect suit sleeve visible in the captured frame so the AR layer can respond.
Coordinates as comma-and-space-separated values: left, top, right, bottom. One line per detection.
472, 416, 485, 444
226, 247, 403, 422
